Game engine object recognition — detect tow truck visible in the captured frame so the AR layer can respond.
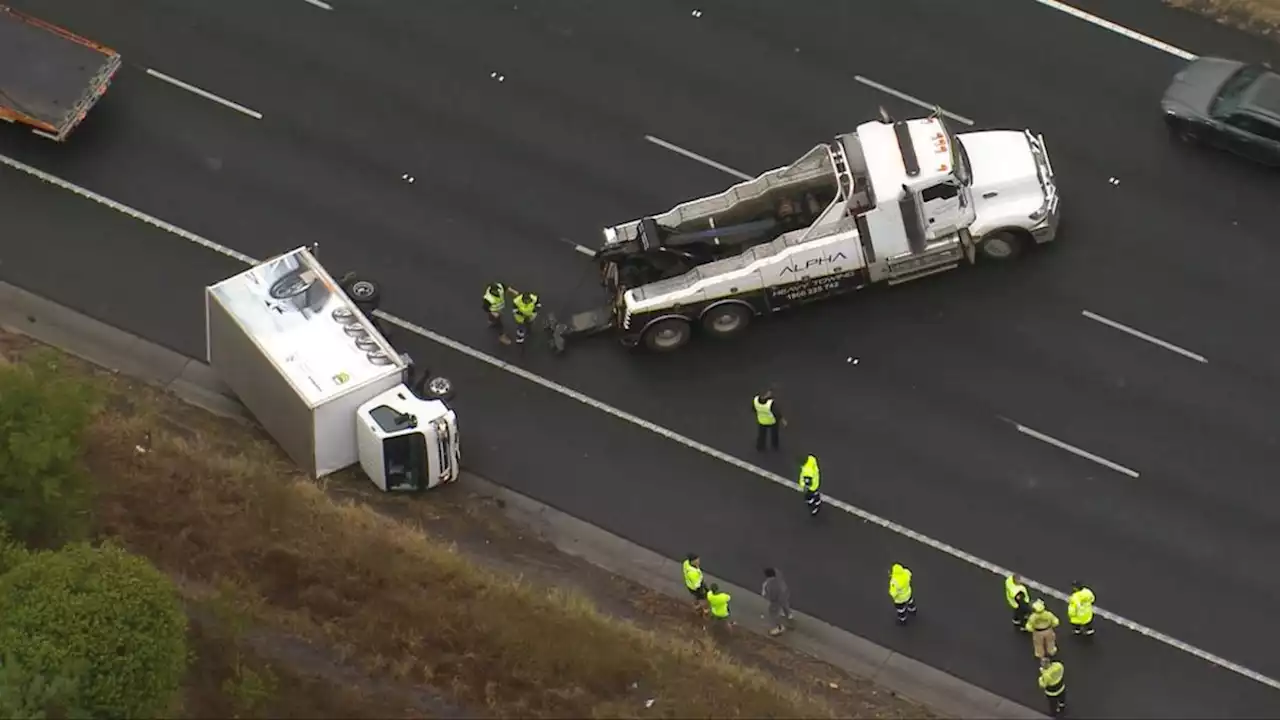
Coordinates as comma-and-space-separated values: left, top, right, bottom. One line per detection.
0, 4, 122, 141
546, 109, 1059, 354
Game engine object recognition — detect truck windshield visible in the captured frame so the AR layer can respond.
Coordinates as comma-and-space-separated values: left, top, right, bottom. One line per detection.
1211, 65, 1266, 118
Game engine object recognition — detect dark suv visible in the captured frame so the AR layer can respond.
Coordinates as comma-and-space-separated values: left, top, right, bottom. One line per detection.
1161, 57, 1280, 167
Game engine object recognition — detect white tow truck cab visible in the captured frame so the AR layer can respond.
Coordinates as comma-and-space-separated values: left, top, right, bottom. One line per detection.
205, 245, 460, 491
547, 109, 1059, 354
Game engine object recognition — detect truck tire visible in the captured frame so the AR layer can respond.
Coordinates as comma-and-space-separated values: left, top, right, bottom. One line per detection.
977, 231, 1024, 261
341, 275, 382, 312
642, 318, 692, 353
701, 302, 752, 339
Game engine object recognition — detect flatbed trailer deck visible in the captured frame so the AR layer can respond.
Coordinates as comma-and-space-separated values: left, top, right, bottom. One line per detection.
0, 4, 121, 141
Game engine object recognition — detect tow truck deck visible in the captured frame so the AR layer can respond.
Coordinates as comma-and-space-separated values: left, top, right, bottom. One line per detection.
0, 4, 122, 141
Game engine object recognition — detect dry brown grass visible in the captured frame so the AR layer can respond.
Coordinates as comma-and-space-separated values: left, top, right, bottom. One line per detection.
1165, 0, 1280, 37
87, 418, 840, 718
0, 332, 863, 719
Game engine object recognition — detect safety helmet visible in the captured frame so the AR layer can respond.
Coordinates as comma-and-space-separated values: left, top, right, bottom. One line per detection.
1032, 599, 1046, 612
486, 281, 504, 294
891, 563, 905, 574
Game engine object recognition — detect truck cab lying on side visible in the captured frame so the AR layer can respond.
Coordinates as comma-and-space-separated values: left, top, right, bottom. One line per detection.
550, 109, 1059, 354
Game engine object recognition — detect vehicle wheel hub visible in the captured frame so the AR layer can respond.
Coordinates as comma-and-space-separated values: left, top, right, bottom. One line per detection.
984, 236, 1013, 258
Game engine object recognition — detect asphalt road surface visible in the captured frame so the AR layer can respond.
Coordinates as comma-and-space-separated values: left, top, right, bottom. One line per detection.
3, 1, 1280, 716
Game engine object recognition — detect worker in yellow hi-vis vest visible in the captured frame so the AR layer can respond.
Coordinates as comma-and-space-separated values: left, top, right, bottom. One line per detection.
682, 553, 708, 613
888, 563, 917, 625
798, 454, 822, 517
752, 389, 786, 452
1068, 581, 1096, 638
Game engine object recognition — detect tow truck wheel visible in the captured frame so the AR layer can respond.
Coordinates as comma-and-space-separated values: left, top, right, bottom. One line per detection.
977, 231, 1024, 261
642, 318, 692, 353
701, 303, 752, 339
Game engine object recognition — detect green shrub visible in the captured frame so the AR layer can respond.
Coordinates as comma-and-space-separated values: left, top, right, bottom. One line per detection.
0, 353, 98, 548
0, 542, 188, 718
0, 654, 89, 719
0, 521, 31, 576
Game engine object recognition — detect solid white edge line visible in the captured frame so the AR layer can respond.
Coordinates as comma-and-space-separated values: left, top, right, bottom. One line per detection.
1029, 0, 1198, 61
853, 75, 975, 126
1082, 310, 1208, 364
144, 69, 264, 120
0, 152, 258, 264
643, 135, 754, 180
3, 148, 1278, 694
302, 0, 334, 8
1015, 423, 1141, 478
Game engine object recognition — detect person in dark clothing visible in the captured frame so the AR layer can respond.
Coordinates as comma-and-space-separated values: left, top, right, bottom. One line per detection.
753, 389, 786, 451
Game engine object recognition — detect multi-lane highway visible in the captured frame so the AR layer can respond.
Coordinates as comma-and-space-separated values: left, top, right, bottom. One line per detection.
3, 1, 1280, 716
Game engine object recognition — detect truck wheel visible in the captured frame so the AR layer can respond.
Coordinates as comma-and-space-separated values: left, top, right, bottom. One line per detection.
978, 231, 1024, 261
642, 318, 692, 353
340, 275, 382, 314
701, 303, 752, 339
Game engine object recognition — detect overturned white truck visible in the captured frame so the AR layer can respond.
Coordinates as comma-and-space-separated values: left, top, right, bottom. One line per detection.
548, 110, 1060, 353
205, 246, 460, 491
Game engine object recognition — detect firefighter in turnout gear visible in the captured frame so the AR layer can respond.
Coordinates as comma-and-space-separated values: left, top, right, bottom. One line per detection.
1026, 599, 1061, 659
1068, 581, 1096, 637
752, 389, 786, 452
511, 291, 542, 346
888, 563, 917, 625
798, 455, 822, 516
1038, 657, 1067, 716
483, 282, 512, 345
1006, 573, 1032, 630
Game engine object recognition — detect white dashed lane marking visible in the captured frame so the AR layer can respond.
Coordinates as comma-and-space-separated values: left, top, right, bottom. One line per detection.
144, 69, 263, 120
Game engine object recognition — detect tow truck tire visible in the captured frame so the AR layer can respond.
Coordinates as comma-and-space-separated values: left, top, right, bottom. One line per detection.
642, 318, 692, 353
701, 302, 752, 339
977, 231, 1024, 262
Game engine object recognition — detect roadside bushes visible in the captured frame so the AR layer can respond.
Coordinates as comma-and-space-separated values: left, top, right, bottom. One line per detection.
0, 542, 189, 718
0, 352, 98, 548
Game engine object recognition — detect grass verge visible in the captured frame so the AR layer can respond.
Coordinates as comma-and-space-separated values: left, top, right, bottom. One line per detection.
1164, 0, 1280, 38
0, 330, 933, 718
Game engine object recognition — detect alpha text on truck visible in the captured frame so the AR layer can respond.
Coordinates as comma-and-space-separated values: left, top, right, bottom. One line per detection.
547, 109, 1059, 353
0, 4, 122, 141
205, 246, 460, 492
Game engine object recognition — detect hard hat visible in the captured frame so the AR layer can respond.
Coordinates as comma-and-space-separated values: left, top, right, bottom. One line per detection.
1032, 599, 1046, 612
891, 563, 904, 574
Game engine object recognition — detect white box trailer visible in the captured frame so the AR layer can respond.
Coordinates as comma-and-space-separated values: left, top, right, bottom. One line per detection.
205, 246, 460, 489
